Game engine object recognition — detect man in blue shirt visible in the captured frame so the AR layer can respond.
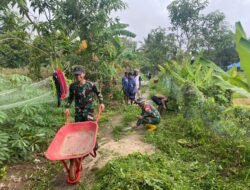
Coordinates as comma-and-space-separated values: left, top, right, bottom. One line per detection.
122, 72, 128, 104
126, 72, 136, 104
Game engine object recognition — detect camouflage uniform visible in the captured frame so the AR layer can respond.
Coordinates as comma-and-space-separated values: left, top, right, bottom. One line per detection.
137, 103, 160, 126
66, 81, 103, 122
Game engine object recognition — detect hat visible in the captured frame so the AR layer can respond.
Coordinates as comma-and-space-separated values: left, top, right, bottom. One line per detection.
135, 98, 146, 104
73, 66, 85, 75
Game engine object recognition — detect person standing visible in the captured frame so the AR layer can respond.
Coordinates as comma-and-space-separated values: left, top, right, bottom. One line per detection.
126, 72, 136, 104
122, 72, 129, 104
65, 66, 105, 122
65, 66, 105, 181
52, 70, 62, 107
134, 69, 142, 98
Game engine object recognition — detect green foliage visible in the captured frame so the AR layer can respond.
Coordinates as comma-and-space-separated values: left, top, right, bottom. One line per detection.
94, 114, 250, 189
94, 153, 192, 190
181, 82, 204, 118
0, 75, 65, 168
235, 22, 250, 85
1, 0, 136, 84
0, 9, 31, 68
156, 54, 250, 138
0, 74, 32, 92
202, 85, 232, 106
166, 0, 238, 67
141, 28, 177, 73
158, 55, 250, 99
0, 104, 64, 162
0, 167, 7, 179
0, 132, 11, 166
122, 105, 141, 126
144, 114, 250, 189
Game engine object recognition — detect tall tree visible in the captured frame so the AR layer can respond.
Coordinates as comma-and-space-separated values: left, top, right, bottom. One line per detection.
0, 10, 31, 68
141, 27, 177, 73
167, 0, 238, 67
0, 0, 136, 82
167, 0, 208, 52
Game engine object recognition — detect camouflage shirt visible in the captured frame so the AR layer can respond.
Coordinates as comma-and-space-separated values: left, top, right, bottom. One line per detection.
136, 103, 160, 126
66, 81, 103, 121
141, 104, 160, 119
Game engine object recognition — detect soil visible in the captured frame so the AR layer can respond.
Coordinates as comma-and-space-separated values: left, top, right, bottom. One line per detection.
0, 159, 46, 190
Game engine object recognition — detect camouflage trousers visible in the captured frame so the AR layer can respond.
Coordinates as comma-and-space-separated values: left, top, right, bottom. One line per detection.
74, 107, 98, 151
136, 117, 160, 126
75, 108, 94, 122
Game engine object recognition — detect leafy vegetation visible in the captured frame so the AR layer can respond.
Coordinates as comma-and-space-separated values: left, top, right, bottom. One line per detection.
94, 113, 250, 189
0, 0, 250, 189
91, 21, 250, 190
141, 0, 239, 73
0, 74, 66, 170
235, 22, 250, 84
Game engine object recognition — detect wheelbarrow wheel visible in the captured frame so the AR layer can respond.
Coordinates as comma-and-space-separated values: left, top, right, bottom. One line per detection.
69, 159, 76, 181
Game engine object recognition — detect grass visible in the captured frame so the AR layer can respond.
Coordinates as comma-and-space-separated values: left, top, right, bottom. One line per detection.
22, 103, 250, 189
25, 162, 62, 190
112, 105, 141, 140
93, 113, 250, 190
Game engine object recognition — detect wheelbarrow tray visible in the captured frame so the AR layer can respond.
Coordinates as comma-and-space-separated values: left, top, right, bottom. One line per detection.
45, 121, 98, 161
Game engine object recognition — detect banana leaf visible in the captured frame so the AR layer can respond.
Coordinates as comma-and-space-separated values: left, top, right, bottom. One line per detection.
235, 22, 250, 84
213, 75, 250, 98
238, 38, 250, 84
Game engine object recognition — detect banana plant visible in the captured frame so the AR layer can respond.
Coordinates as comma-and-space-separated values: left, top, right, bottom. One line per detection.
159, 56, 213, 90
159, 54, 250, 98
235, 22, 250, 85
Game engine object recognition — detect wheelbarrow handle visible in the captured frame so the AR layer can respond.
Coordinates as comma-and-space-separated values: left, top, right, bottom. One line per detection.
65, 109, 70, 123
96, 105, 103, 123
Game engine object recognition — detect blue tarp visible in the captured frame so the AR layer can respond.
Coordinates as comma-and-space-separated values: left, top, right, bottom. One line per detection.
227, 62, 241, 70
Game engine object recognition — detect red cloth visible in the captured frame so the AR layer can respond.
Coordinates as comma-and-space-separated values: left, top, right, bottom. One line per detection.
56, 68, 68, 99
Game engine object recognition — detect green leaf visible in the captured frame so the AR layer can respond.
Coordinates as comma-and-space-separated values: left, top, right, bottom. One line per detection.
237, 38, 250, 84
235, 22, 246, 43
165, 64, 186, 84
202, 68, 213, 83
213, 75, 250, 98
235, 22, 250, 85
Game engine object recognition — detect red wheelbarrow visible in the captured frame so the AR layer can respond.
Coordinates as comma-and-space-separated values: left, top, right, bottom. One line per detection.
45, 106, 102, 184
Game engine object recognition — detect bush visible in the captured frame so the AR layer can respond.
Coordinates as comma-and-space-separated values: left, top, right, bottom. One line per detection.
0, 104, 65, 168
144, 114, 250, 189
202, 85, 233, 106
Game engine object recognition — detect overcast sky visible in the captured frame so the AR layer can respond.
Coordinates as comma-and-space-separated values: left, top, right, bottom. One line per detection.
112, 0, 250, 42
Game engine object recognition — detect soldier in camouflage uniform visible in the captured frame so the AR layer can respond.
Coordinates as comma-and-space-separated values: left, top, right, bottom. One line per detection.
65, 66, 105, 122
65, 66, 104, 182
134, 98, 160, 131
